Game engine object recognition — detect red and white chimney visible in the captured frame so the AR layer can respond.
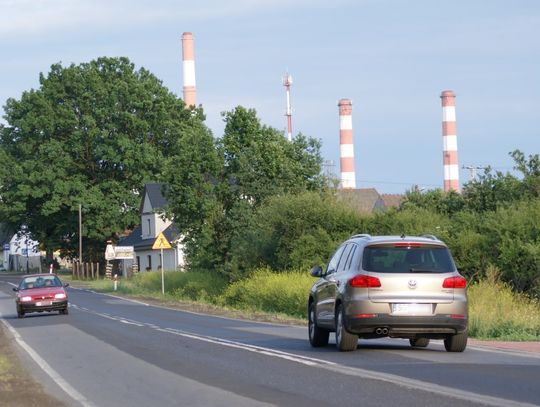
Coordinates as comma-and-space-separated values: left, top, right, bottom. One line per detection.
338, 99, 356, 189
181, 32, 196, 107
441, 90, 460, 192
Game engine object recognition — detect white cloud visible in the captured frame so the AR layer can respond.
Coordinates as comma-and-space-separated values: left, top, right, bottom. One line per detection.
0, 0, 352, 38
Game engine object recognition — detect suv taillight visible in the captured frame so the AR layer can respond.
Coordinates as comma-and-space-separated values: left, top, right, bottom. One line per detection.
349, 275, 381, 288
442, 276, 467, 289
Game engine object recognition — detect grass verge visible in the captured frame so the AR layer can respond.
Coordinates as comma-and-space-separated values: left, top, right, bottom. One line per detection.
65, 267, 540, 341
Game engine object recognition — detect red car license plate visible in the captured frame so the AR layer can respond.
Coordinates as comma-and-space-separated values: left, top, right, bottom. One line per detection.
36, 301, 52, 306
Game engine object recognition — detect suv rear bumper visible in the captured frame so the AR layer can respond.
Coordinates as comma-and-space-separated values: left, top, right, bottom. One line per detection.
346, 314, 467, 336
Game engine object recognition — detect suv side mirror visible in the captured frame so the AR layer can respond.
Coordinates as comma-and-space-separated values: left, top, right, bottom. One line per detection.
310, 265, 323, 277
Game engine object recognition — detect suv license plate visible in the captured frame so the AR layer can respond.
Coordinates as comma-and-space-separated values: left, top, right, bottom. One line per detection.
392, 303, 432, 315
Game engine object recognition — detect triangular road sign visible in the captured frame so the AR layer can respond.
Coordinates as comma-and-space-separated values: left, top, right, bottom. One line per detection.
152, 232, 172, 250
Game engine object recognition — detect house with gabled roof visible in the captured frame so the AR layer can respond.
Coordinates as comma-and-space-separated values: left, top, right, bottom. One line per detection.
336, 189, 404, 213
381, 193, 404, 209
119, 183, 185, 272
0, 224, 42, 272
336, 188, 386, 213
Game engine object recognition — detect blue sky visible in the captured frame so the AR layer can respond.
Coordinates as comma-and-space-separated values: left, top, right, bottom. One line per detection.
1, 0, 538, 193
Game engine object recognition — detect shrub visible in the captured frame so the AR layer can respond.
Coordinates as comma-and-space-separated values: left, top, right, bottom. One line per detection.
219, 267, 315, 318
237, 191, 366, 271
468, 266, 540, 340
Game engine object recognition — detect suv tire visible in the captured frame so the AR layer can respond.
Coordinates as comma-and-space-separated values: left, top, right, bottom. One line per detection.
308, 302, 329, 347
335, 304, 358, 352
444, 330, 468, 352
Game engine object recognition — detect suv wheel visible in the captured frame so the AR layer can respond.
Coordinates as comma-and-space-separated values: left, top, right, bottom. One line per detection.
409, 338, 430, 348
308, 302, 329, 347
335, 304, 358, 352
444, 330, 468, 352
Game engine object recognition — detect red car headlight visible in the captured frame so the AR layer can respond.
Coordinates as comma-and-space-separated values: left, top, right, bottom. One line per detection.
20, 296, 32, 302
54, 293, 66, 300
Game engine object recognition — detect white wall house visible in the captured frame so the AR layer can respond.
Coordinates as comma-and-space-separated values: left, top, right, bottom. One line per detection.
4, 230, 41, 272
120, 183, 185, 272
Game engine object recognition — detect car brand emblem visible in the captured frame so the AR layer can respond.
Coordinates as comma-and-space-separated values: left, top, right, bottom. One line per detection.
408, 280, 417, 289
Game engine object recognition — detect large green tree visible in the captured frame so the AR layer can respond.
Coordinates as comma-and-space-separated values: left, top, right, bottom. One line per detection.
0, 57, 211, 261
166, 106, 324, 279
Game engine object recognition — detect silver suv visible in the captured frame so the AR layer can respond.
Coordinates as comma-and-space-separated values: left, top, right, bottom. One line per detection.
308, 234, 468, 352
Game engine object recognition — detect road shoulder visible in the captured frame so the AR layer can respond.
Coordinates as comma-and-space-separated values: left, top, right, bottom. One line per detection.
0, 322, 66, 407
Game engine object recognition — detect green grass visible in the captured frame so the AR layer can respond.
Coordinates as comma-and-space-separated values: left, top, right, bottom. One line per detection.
218, 268, 317, 319
70, 267, 540, 341
468, 278, 540, 341
67, 270, 228, 303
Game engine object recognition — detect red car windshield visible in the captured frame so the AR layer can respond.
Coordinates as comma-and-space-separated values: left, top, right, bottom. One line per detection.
20, 276, 62, 289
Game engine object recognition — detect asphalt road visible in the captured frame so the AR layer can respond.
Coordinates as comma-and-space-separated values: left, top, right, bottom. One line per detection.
1, 273, 539, 407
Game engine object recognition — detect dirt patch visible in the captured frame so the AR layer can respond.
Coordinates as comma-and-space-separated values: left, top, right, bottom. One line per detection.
0, 323, 66, 407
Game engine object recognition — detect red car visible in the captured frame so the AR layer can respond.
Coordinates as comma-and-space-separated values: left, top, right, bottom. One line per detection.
13, 274, 69, 318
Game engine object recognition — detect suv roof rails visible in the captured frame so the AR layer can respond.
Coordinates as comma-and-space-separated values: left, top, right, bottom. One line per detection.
421, 234, 438, 241
351, 233, 372, 240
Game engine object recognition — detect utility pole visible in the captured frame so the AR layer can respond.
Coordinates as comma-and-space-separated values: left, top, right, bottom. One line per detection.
462, 165, 486, 182
79, 204, 82, 262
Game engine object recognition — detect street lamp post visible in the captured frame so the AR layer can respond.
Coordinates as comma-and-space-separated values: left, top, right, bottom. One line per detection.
25, 235, 29, 274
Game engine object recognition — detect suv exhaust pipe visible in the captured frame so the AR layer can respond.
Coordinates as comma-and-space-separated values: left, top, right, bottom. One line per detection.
375, 327, 389, 335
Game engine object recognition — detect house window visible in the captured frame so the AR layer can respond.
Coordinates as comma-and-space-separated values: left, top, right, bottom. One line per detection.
136, 256, 140, 272
147, 255, 152, 271
147, 219, 151, 236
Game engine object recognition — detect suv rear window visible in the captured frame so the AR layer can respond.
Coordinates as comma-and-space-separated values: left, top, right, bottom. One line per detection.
362, 244, 455, 273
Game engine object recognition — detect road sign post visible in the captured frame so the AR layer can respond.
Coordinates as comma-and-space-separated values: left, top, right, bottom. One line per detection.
152, 232, 172, 295
160, 247, 164, 295
105, 241, 115, 280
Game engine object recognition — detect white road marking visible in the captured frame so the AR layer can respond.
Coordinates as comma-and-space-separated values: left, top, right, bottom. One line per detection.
0, 313, 95, 407
468, 345, 540, 360
72, 306, 537, 407
119, 319, 145, 327
68, 286, 150, 306
4, 277, 534, 407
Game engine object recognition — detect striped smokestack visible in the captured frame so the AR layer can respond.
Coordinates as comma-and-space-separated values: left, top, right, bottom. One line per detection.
338, 98, 356, 189
441, 90, 460, 192
182, 32, 196, 107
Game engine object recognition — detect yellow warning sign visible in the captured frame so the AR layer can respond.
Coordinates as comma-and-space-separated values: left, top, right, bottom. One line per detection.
152, 232, 172, 250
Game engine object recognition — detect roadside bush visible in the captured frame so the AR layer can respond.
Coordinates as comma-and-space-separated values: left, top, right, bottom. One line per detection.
468, 266, 540, 340
365, 206, 451, 239
168, 271, 228, 302
239, 191, 367, 271
482, 199, 540, 294
218, 268, 315, 318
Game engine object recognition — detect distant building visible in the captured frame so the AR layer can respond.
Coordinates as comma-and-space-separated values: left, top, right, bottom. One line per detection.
336, 189, 403, 213
381, 194, 404, 209
0, 224, 42, 272
119, 183, 184, 272
336, 188, 385, 213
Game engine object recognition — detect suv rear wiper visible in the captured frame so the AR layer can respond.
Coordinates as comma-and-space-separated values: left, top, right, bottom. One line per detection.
409, 268, 438, 273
